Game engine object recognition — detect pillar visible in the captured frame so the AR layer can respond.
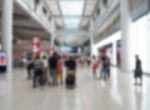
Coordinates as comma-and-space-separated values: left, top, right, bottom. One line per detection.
89, 34, 94, 57
90, 19, 95, 57
51, 19, 56, 46
51, 34, 55, 46
112, 41, 117, 66
120, 0, 134, 72
50, 33, 56, 55
2, 0, 13, 73
1, 0, 13, 109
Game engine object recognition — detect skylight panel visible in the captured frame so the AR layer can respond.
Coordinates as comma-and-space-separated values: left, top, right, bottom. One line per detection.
59, 0, 84, 16
64, 17, 81, 29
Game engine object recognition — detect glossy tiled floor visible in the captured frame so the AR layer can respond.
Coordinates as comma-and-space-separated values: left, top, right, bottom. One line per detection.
1, 67, 150, 110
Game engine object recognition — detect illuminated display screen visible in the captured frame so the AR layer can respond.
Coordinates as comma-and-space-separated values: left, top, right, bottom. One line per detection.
0, 51, 7, 66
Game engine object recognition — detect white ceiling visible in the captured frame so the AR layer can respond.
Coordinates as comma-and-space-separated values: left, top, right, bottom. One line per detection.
0, 0, 144, 46
44, 0, 98, 46
45, 0, 98, 29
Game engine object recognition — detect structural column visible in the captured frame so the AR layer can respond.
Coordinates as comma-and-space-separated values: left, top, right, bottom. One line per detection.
51, 34, 55, 46
90, 19, 95, 57
1, 0, 13, 109
49, 33, 56, 55
2, 0, 13, 73
120, 0, 134, 71
112, 41, 117, 66
51, 19, 56, 46
90, 34, 94, 57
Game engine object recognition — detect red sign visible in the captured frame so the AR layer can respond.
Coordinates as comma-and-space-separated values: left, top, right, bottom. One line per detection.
33, 37, 41, 56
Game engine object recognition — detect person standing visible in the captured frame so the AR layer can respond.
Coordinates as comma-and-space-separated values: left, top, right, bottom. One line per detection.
32, 55, 44, 88
134, 55, 143, 86
56, 56, 64, 85
26, 57, 34, 79
65, 56, 77, 87
48, 52, 58, 86
92, 56, 99, 77
42, 55, 48, 84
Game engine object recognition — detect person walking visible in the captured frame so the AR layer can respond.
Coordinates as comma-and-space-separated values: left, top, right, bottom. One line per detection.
134, 55, 143, 86
100, 55, 110, 80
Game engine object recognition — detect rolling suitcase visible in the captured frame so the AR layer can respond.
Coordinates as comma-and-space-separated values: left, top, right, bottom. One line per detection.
66, 70, 75, 88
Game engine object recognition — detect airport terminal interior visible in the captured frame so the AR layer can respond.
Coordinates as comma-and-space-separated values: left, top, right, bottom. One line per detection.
0, 0, 150, 110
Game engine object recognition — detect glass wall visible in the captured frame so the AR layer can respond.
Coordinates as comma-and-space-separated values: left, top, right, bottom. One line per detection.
132, 13, 150, 73
93, 13, 150, 73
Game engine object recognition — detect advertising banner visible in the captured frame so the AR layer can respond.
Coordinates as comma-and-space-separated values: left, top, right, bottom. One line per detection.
32, 37, 41, 56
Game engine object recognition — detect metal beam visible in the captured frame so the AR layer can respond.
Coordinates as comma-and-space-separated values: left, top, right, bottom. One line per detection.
51, 15, 92, 18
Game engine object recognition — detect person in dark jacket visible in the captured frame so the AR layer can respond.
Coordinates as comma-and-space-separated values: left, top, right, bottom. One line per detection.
48, 52, 58, 86
134, 55, 143, 86
65, 56, 76, 71
26, 57, 34, 79
65, 56, 76, 87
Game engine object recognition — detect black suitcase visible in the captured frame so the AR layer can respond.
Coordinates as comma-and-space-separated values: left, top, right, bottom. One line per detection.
66, 75, 75, 88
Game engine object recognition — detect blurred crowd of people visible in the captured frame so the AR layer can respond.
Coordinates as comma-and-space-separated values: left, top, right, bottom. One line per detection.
24, 50, 143, 88
92, 54, 110, 80
26, 52, 77, 88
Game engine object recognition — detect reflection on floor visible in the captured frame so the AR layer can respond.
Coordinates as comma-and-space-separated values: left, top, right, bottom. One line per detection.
0, 73, 8, 110
10, 67, 150, 110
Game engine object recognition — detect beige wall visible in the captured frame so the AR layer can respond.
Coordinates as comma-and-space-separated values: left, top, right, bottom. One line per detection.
13, 40, 50, 59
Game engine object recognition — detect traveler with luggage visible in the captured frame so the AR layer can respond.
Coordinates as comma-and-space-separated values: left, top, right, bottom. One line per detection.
65, 56, 76, 88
